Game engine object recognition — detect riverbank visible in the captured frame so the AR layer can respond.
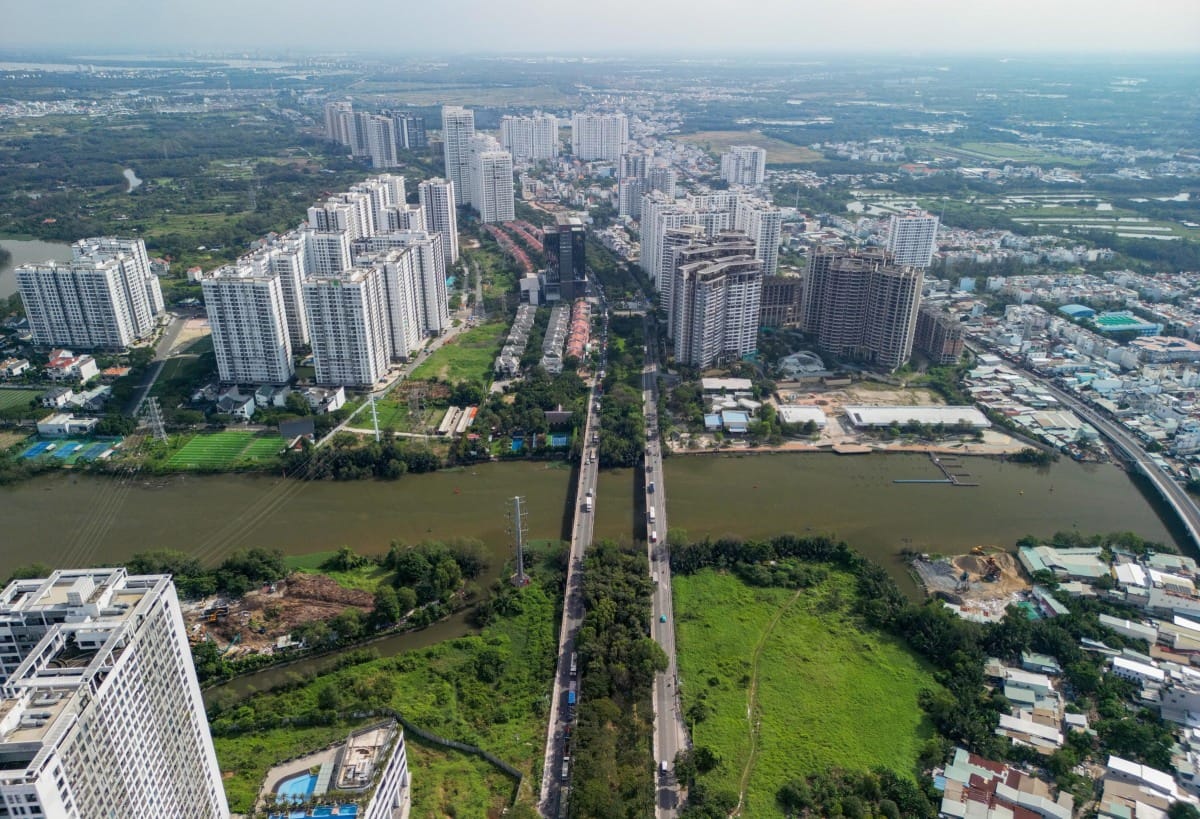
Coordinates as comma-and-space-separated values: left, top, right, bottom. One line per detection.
668, 429, 1029, 458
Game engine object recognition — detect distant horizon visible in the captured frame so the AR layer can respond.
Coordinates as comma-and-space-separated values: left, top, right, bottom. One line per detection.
6, 0, 1199, 56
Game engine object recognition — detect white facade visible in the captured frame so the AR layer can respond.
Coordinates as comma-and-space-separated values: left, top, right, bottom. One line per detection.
500, 113, 558, 161
304, 229, 353, 276
571, 112, 628, 161
469, 137, 515, 224
441, 106, 475, 205
383, 204, 426, 234
0, 569, 228, 819
670, 233, 763, 368
16, 237, 161, 350
325, 100, 353, 144
418, 178, 460, 264
262, 234, 311, 346
618, 177, 644, 219
645, 165, 676, 199
202, 264, 295, 384
887, 211, 940, 268
734, 198, 782, 276
304, 267, 391, 387
720, 145, 767, 186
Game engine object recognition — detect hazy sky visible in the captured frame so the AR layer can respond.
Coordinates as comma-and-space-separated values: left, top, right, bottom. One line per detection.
5, 0, 1200, 54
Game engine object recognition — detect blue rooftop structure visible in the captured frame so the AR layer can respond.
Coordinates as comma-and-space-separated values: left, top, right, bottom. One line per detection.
1058, 304, 1095, 320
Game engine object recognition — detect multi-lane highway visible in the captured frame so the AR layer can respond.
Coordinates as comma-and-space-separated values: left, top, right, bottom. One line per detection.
642, 316, 688, 818
538, 310, 608, 819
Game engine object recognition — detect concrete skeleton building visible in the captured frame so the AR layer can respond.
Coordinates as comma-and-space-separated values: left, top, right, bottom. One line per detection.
887, 210, 940, 268
668, 231, 763, 368
914, 302, 965, 365
418, 177, 460, 264
0, 569, 228, 819
500, 113, 558, 161
571, 112, 628, 161
720, 145, 767, 186
15, 237, 163, 351
760, 272, 804, 328
802, 246, 923, 372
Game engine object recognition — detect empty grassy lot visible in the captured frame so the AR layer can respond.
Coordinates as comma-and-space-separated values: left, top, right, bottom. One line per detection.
0, 389, 41, 412
675, 130, 823, 165
673, 569, 938, 816
408, 321, 507, 384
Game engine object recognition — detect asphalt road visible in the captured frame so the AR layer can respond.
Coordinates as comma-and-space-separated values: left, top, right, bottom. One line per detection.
642, 317, 687, 818
127, 313, 186, 415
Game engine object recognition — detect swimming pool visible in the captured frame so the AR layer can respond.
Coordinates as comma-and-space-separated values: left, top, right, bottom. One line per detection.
275, 772, 318, 803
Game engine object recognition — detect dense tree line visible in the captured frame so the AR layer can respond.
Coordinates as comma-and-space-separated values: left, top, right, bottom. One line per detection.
123, 547, 288, 598
283, 433, 441, 480
775, 768, 937, 819
569, 540, 666, 819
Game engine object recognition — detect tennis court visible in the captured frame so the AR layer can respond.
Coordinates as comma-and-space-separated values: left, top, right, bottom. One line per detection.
20, 438, 117, 463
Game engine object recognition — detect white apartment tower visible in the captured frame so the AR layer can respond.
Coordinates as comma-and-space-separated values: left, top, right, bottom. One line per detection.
382, 204, 426, 233
16, 237, 162, 350
734, 198, 783, 276
418, 178, 460, 264
645, 165, 677, 199
0, 569, 228, 819
202, 264, 295, 384
887, 210, 940, 268
469, 137, 516, 224
720, 145, 767, 186
500, 113, 559, 161
355, 231, 450, 337
304, 267, 392, 387
262, 234, 311, 347
324, 100, 353, 144
571, 112, 628, 161
670, 232, 763, 368
618, 177, 644, 219
441, 106, 476, 205
304, 229, 353, 276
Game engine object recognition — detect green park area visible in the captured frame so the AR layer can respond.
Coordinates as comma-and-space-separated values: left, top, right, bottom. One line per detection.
209, 579, 556, 816
409, 320, 508, 385
163, 430, 286, 470
675, 130, 823, 165
673, 570, 938, 817
0, 389, 41, 420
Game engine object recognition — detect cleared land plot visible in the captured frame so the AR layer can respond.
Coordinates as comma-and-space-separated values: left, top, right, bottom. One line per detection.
165, 431, 285, 469
929, 141, 1093, 167
0, 430, 31, 451
0, 389, 41, 412
409, 321, 508, 384
675, 130, 822, 165
674, 570, 937, 816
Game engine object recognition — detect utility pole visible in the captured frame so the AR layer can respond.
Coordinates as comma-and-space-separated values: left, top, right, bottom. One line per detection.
142, 397, 168, 443
508, 496, 530, 587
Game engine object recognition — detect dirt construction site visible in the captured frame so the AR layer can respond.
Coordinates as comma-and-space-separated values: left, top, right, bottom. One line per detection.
182, 574, 373, 657
912, 549, 1031, 615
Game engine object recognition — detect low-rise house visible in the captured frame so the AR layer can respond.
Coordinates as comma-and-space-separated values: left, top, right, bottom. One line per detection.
0, 357, 30, 378
1110, 655, 1166, 686
1099, 755, 1198, 818
1032, 586, 1070, 618
216, 391, 255, 420
40, 387, 74, 409
938, 747, 1073, 819
1099, 613, 1158, 644
1019, 544, 1108, 581
302, 386, 346, 414
44, 349, 99, 384
36, 413, 98, 437
1021, 652, 1063, 676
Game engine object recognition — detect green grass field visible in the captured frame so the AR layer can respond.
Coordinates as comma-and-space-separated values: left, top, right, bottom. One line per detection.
0, 389, 41, 412
283, 551, 393, 593
164, 431, 285, 469
674, 570, 938, 816
409, 321, 507, 384
676, 130, 823, 165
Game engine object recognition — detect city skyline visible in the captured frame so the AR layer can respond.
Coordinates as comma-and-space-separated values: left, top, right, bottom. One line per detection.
6, 0, 1199, 54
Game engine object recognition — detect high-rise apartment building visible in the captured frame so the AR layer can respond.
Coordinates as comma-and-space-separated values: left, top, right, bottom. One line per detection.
734, 198, 783, 276
261, 233, 311, 347
441, 106, 476, 205
500, 113, 558, 161
325, 100, 353, 144
618, 152, 647, 180
659, 224, 707, 321
355, 231, 450, 338
469, 137, 515, 224
304, 228, 353, 276
645, 165, 677, 199
391, 112, 427, 150
669, 232, 763, 368
201, 263, 295, 384
802, 247, 923, 372
887, 210, 940, 268
16, 237, 162, 350
571, 112, 628, 161
418, 178, 460, 264
0, 569, 228, 819
618, 177, 644, 219
914, 302, 965, 365
304, 266, 392, 387
544, 214, 587, 302
720, 145, 767, 186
